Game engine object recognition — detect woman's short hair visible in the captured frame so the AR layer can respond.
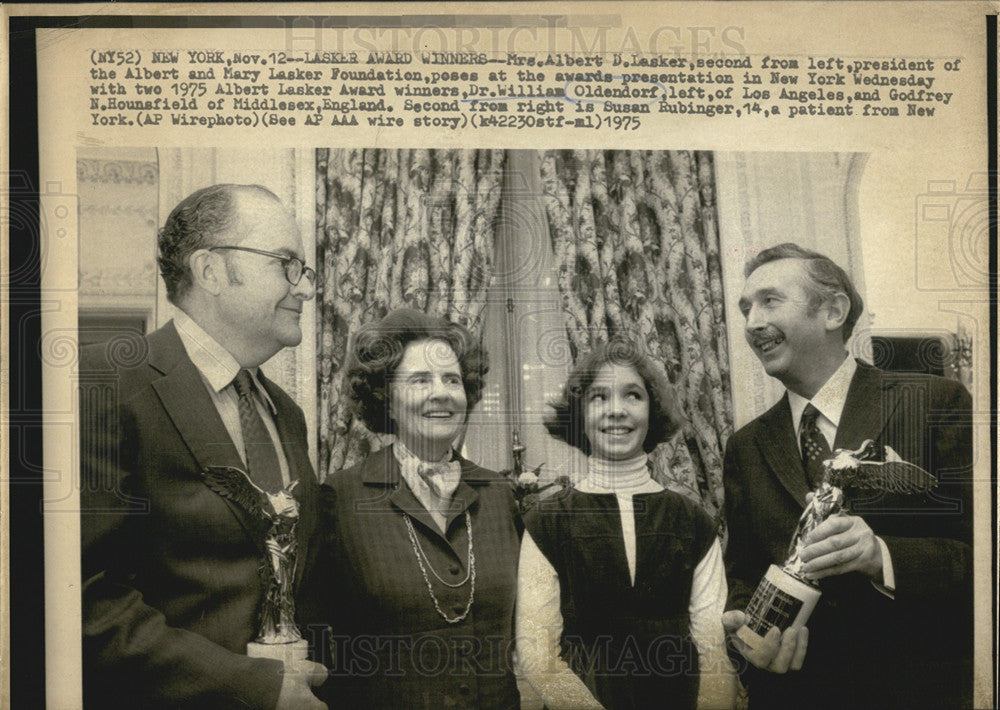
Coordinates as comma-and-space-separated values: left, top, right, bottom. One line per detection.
544, 340, 685, 456
344, 308, 489, 434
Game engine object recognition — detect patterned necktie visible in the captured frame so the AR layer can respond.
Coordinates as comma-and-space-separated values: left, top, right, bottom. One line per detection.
799, 403, 832, 489
231, 369, 283, 492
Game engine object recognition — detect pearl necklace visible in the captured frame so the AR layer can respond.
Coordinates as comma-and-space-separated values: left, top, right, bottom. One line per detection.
402, 511, 476, 623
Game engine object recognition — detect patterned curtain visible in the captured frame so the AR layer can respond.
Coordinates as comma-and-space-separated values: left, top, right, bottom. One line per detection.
316, 148, 506, 479
540, 150, 733, 528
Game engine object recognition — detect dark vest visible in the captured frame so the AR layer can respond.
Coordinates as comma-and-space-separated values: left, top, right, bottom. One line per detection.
525, 487, 716, 710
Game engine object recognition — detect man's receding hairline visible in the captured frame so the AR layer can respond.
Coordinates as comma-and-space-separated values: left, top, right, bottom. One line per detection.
748, 254, 803, 274
755, 255, 817, 284
220, 186, 287, 245
745, 256, 812, 289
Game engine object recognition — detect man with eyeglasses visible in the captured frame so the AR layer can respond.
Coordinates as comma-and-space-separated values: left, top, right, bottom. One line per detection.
79, 184, 327, 709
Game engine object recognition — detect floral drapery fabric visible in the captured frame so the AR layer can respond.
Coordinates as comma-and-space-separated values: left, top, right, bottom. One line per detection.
540, 150, 733, 527
316, 148, 506, 478
315, 148, 732, 527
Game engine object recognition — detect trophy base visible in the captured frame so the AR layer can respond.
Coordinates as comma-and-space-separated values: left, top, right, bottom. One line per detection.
736, 564, 821, 651
246, 638, 309, 665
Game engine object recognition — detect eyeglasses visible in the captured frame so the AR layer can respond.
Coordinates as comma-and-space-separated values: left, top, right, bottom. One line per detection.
209, 246, 317, 287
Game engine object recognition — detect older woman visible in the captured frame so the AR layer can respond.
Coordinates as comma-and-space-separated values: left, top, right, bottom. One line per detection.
307, 308, 521, 710
516, 341, 735, 710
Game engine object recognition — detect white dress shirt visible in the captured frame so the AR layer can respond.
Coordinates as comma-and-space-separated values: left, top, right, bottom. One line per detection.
173, 310, 291, 487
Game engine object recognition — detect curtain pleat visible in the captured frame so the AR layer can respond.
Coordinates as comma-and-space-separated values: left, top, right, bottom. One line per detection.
315, 148, 506, 479
540, 149, 733, 529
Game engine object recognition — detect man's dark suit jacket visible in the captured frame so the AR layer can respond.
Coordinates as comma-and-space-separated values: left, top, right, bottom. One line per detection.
724, 361, 973, 709
79, 321, 320, 709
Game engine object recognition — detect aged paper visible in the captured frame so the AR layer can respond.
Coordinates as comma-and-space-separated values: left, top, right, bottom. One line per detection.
3, 2, 995, 708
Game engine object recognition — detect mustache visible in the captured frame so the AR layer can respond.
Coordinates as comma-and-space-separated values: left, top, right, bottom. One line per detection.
747, 326, 783, 346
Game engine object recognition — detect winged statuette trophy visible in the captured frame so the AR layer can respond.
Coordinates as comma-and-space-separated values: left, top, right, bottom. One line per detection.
736, 439, 938, 651
202, 466, 308, 664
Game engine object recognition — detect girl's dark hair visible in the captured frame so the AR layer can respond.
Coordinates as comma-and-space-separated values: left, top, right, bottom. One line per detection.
344, 308, 489, 434
544, 339, 684, 456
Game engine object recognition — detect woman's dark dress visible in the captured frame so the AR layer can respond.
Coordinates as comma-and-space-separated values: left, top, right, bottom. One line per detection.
301, 446, 522, 710
524, 487, 716, 710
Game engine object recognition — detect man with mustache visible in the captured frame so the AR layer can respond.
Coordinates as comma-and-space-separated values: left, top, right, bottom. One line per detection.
721, 243, 973, 709
79, 185, 327, 709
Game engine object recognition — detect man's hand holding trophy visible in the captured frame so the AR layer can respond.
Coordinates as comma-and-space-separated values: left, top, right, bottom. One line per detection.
723, 440, 938, 672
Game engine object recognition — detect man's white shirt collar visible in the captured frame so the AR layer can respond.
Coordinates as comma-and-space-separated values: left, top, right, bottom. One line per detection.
173, 309, 277, 413
788, 354, 857, 437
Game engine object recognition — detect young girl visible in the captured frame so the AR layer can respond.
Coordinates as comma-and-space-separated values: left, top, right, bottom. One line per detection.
517, 341, 735, 710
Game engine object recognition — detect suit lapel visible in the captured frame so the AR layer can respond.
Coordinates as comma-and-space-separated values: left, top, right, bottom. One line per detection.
754, 363, 900, 508
148, 324, 245, 472
375, 447, 447, 542
833, 362, 898, 451
147, 323, 265, 548
365, 446, 481, 553
259, 372, 312, 486
756, 395, 811, 506
444, 458, 482, 532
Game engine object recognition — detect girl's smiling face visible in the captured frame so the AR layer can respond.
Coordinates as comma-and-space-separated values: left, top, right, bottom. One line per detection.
583, 363, 650, 462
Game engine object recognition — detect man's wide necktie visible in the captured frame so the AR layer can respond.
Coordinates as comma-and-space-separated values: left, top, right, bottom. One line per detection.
232, 369, 284, 492
800, 403, 832, 489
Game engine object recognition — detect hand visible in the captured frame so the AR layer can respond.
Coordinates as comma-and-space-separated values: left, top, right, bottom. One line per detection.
275, 659, 327, 710
799, 513, 882, 581
722, 610, 808, 673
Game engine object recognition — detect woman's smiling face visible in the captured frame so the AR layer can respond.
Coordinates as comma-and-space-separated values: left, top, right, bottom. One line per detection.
389, 338, 468, 458
583, 363, 650, 462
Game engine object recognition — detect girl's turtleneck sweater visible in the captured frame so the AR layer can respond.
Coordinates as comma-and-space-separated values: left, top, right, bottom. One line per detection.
576, 453, 662, 585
